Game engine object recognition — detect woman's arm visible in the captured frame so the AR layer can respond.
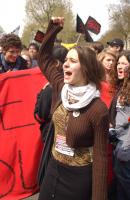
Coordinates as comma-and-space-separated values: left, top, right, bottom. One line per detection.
38, 17, 64, 89
92, 107, 109, 200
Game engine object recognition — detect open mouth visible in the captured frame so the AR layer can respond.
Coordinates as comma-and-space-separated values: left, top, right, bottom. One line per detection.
118, 70, 124, 78
118, 70, 123, 74
64, 71, 72, 76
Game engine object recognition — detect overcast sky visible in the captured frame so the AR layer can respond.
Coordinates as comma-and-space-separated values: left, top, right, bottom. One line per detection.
0, 0, 119, 39
0, 0, 26, 34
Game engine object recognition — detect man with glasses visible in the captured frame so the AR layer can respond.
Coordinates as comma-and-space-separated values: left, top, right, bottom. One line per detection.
0, 33, 27, 73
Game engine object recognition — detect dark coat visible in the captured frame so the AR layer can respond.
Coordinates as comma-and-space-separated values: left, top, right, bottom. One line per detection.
34, 84, 52, 142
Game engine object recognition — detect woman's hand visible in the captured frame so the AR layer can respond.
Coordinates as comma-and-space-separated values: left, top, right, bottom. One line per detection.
51, 17, 64, 27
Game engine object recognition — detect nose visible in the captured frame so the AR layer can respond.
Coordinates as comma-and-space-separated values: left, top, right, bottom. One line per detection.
63, 60, 69, 68
117, 63, 122, 69
109, 60, 114, 64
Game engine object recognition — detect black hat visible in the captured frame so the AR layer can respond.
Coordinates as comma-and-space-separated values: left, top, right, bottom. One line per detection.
107, 38, 124, 48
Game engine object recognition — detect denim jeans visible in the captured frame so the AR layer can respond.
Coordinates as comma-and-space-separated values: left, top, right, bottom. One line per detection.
114, 157, 130, 200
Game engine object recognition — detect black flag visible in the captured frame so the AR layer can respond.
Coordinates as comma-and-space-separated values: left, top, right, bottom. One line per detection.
84, 29, 93, 42
76, 14, 85, 34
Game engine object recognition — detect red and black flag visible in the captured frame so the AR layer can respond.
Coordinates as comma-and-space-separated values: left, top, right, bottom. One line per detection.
34, 30, 45, 43
76, 14, 85, 34
85, 16, 101, 35
76, 14, 93, 42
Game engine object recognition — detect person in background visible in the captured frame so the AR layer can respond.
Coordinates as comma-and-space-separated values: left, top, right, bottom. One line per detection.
28, 42, 39, 68
21, 44, 29, 55
38, 17, 109, 200
109, 50, 130, 200
21, 46, 32, 69
107, 38, 124, 57
88, 41, 104, 54
21, 53, 32, 69
0, 33, 27, 73
98, 49, 117, 84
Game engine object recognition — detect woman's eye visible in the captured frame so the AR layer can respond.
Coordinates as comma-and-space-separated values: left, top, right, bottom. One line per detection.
70, 58, 77, 63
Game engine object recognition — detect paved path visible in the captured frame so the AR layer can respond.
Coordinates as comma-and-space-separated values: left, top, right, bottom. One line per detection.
23, 193, 39, 200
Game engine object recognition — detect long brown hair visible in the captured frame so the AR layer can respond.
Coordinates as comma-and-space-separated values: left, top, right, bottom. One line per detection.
118, 50, 130, 105
72, 46, 105, 89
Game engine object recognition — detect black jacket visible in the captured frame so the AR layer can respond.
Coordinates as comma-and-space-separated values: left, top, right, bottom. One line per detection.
34, 84, 52, 142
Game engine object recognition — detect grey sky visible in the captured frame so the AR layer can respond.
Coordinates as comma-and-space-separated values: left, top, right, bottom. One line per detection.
0, 0, 119, 39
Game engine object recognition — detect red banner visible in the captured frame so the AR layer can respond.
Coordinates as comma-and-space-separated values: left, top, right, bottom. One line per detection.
0, 68, 48, 200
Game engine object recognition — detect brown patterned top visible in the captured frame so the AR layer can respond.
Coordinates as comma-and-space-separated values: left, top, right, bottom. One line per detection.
52, 104, 93, 166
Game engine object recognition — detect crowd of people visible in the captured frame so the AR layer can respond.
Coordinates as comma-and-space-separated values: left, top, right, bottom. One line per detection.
36, 17, 130, 200
0, 16, 130, 200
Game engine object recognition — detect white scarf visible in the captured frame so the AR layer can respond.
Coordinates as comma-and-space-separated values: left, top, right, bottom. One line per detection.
61, 83, 100, 111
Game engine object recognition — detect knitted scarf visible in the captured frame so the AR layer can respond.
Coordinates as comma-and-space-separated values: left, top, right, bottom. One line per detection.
61, 83, 100, 111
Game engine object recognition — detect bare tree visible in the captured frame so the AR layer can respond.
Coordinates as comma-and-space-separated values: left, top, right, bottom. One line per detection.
22, 0, 76, 45
108, 0, 130, 49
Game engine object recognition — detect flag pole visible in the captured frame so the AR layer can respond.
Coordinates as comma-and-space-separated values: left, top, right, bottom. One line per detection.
76, 33, 82, 44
